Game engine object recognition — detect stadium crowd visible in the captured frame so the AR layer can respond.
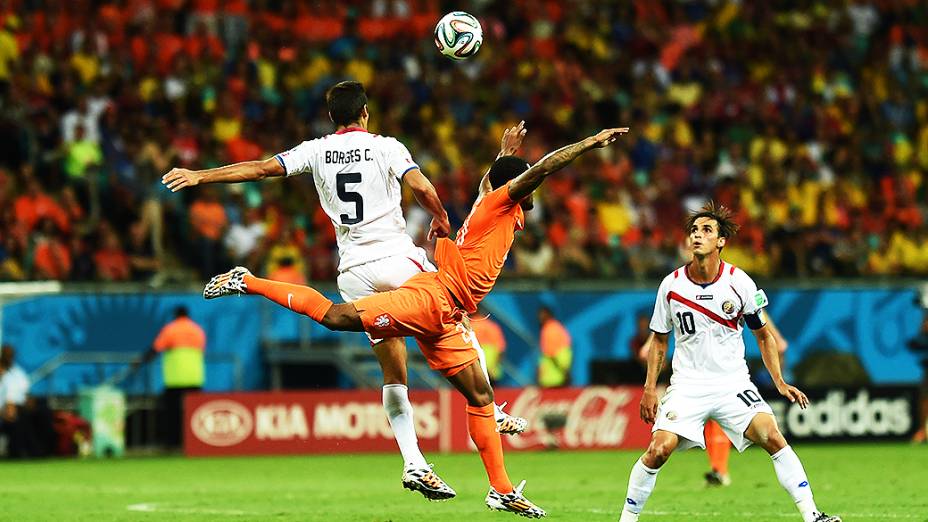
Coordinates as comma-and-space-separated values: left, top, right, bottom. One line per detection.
0, 0, 926, 284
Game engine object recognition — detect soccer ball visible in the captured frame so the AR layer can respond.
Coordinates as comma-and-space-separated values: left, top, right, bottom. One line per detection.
434, 11, 483, 61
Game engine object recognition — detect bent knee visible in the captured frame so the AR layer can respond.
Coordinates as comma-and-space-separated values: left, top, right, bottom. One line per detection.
644, 440, 675, 466
754, 426, 787, 452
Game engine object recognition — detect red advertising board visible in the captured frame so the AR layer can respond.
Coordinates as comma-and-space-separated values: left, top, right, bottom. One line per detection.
185, 386, 651, 456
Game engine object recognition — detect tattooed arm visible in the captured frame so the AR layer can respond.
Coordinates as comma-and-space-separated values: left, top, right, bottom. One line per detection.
640, 331, 669, 424
507, 127, 629, 202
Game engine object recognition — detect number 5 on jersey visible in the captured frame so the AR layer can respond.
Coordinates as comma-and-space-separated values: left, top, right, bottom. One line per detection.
337, 172, 364, 224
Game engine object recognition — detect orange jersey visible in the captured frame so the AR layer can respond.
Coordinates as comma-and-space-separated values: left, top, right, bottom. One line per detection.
436, 184, 524, 312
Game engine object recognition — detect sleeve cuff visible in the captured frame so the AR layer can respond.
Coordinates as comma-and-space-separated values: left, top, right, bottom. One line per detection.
400, 165, 419, 178
649, 328, 672, 335
274, 154, 289, 175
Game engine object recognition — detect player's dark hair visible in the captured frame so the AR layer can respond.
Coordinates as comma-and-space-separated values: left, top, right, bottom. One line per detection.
488, 155, 530, 189
685, 201, 740, 241
174, 306, 189, 318
326, 81, 368, 126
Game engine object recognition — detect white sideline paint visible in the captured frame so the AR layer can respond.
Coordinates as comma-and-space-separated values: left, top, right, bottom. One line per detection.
576, 508, 922, 519
127, 503, 251, 516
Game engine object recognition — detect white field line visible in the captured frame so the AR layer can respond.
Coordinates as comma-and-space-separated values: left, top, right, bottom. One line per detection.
574, 508, 926, 519
126, 503, 252, 516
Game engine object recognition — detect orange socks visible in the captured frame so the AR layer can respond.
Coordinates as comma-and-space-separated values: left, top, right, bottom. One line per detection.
243, 275, 333, 322
705, 420, 730, 475
466, 403, 513, 494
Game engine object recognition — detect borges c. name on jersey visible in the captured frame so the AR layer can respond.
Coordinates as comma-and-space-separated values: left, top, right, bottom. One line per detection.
650, 261, 769, 386
275, 128, 419, 272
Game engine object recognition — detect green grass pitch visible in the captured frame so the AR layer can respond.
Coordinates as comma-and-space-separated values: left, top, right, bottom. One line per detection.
2, 444, 925, 521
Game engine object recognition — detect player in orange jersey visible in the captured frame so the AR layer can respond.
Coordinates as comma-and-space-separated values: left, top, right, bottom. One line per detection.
204, 122, 629, 518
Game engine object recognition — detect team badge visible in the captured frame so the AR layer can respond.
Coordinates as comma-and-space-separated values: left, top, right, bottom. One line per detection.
665, 411, 678, 421
373, 314, 392, 328
722, 300, 735, 315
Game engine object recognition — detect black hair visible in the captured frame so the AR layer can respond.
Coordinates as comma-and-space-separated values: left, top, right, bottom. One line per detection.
326, 81, 368, 126
174, 306, 189, 318
488, 155, 530, 189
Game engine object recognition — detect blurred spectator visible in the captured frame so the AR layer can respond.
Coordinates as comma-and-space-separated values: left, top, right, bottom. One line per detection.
907, 311, 928, 444
224, 206, 265, 264
189, 188, 228, 278
94, 226, 130, 281
537, 306, 571, 388
32, 219, 71, 280
471, 308, 507, 385
127, 221, 159, 282
0, 345, 32, 458
0, 1, 926, 283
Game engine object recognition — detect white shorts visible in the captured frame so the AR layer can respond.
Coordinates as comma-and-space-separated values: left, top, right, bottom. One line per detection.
337, 247, 436, 343
653, 380, 775, 453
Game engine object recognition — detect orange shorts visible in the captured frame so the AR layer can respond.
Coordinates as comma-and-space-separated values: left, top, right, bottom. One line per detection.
353, 272, 478, 376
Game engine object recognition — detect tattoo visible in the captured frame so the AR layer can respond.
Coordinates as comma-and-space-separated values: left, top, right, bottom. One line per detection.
508, 138, 592, 200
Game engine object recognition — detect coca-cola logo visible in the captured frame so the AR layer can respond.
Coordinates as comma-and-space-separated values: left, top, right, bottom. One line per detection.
191, 400, 254, 447
506, 387, 636, 449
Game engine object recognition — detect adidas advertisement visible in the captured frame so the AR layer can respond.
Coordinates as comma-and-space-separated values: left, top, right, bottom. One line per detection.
765, 386, 919, 442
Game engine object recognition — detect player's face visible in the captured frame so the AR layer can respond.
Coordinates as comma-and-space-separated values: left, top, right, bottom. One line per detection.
689, 217, 725, 256
520, 194, 534, 210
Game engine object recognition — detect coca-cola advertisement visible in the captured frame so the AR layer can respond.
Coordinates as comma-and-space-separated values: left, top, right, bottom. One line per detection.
184, 387, 653, 456
480, 386, 653, 451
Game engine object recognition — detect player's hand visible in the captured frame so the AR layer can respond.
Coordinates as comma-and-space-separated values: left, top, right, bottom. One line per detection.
776, 382, 809, 409
499, 120, 526, 157
640, 388, 659, 424
428, 216, 451, 240
162, 168, 202, 192
588, 127, 630, 148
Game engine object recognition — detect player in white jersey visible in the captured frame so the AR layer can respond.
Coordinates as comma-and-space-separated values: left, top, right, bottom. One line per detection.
618, 202, 840, 522
162, 81, 525, 501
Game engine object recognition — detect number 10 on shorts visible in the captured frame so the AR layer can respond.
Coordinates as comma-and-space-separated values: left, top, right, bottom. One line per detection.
736, 389, 763, 407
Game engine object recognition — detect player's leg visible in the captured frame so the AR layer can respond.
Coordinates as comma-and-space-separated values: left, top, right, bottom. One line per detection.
444, 361, 545, 518
620, 384, 709, 521
466, 325, 527, 435
203, 266, 365, 330
374, 337, 456, 500
618, 430, 678, 522
704, 420, 731, 486
744, 414, 841, 522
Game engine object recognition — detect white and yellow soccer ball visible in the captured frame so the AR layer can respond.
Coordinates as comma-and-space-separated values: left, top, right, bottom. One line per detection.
434, 11, 483, 60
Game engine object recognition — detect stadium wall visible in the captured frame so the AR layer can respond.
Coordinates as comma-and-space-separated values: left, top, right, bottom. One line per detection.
1, 287, 922, 394
183, 385, 919, 456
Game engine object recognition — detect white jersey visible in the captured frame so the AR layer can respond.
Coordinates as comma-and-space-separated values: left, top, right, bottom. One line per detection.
650, 261, 769, 387
274, 128, 420, 272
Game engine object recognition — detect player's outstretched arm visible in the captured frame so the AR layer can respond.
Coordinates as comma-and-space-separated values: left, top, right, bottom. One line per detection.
640, 331, 668, 424
754, 324, 809, 409
507, 127, 629, 202
403, 169, 451, 240
162, 157, 285, 192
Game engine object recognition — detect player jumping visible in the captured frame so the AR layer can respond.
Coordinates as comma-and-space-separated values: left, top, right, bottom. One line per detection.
617, 202, 840, 522
202, 123, 630, 518
162, 81, 525, 501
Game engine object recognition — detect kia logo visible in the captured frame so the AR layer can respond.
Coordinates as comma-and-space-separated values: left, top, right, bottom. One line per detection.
191, 400, 253, 447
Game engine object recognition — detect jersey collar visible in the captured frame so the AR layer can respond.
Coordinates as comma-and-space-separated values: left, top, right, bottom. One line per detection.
684, 260, 724, 287
334, 126, 369, 134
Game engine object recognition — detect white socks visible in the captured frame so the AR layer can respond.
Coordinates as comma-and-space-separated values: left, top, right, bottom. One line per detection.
620, 458, 661, 519
771, 445, 818, 522
382, 384, 428, 469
